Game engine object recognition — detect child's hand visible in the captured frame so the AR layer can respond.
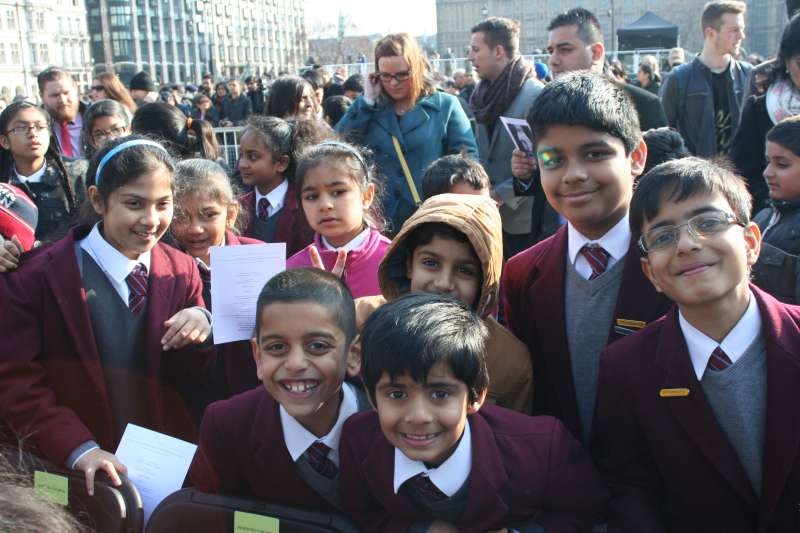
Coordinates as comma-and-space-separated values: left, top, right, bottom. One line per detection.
308, 245, 347, 278
74, 448, 127, 496
162, 308, 211, 350
426, 521, 459, 533
0, 235, 24, 272
510, 149, 536, 181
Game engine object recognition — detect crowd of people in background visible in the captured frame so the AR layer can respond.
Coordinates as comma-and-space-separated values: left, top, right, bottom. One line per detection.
2, 0, 800, 531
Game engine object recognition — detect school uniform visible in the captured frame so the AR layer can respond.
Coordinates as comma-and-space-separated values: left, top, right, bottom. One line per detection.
237, 180, 314, 257
592, 285, 800, 533
287, 227, 390, 298
189, 382, 368, 512
340, 404, 607, 533
0, 225, 213, 467
502, 219, 672, 441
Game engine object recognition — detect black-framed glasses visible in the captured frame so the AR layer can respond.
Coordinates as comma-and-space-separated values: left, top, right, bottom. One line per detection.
6, 124, 49, 136
378, 71, 412, 83
92, 126, 128, 142
91, 85, 105, 92
638, 211, 744, 254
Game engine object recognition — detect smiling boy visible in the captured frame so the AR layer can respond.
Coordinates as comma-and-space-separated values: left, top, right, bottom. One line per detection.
502, 72, 672, 444
592, 158, 800, 532
188, 268, 366, 511
341, 293, 606, 533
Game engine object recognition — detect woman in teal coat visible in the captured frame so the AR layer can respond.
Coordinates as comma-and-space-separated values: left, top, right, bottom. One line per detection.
336, 33, 478, 233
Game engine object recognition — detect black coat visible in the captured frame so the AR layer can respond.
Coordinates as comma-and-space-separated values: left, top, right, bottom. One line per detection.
730, 94, 774, 214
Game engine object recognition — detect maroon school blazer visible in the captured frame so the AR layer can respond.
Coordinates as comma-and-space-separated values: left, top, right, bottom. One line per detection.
340, 404, 607, 532
0, 226, 213, 466
501, 224, 672, 436
593, 285, 800, 532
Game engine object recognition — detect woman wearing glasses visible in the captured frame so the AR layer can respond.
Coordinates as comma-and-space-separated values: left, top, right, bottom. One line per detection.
89, 73, 138, 117
336, 33, 478, 232
0, 101, 84, 242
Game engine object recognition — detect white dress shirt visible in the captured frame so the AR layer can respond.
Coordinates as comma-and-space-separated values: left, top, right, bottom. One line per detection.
79, 223, 151, 304
567, 214, 631, 280
255, 179, 289, 218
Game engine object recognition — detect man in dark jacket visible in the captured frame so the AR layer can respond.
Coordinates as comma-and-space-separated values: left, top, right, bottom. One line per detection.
244, 76, 265, 115
546, 8, 667, 132
660, 1, 752, 157
220, 79, 252, 126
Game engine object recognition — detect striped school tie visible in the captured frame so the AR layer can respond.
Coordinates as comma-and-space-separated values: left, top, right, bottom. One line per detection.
126, 263, 148, 315
706, 346, 733, 372
580, 244, 611, 280
306, 441, 338, 478
257, 197, 270, 220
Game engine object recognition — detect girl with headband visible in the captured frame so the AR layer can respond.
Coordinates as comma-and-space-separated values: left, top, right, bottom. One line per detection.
287, 140, 390, 298
0, 135, 214, 496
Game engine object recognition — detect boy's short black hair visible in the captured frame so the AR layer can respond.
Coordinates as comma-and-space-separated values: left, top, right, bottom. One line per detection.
527, 72, 641, 154
343, 74, 364, 94
254, 268, 356, 344
322, 95, 352, 127
547, 7, 603, 45
360, 293, 489, 405
630, 157, 752, 242
766, 115, 800, 158
642, 127, 691, 174
421, 154, 490, 199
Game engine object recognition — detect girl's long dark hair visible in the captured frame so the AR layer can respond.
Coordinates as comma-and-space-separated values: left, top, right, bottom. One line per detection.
0, 101, 77, 214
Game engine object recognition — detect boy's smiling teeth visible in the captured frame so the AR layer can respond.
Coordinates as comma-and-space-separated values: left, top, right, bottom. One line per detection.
404, 433, 439, 440
281, 380, 319, 393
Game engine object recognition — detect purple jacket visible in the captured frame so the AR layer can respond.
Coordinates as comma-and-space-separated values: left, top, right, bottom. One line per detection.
286, 227, 390, 298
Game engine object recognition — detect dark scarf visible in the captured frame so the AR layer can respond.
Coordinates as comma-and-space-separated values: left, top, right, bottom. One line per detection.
470, 56, 534, 125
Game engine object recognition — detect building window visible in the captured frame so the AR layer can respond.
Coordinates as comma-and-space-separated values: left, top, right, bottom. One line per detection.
7, 10, 15, 30
10, 43, 20, 64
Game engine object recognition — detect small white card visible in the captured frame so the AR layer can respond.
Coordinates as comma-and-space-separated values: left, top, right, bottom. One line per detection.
500, 116, 535, 156
115, 424, 197, 523
210, 242, 286, 344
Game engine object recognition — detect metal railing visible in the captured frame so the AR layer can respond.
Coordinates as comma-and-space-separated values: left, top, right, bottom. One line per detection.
213, 126, 245, 169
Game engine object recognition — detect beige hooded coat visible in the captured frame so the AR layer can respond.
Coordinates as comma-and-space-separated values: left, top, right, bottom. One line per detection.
356, 193, 533, 413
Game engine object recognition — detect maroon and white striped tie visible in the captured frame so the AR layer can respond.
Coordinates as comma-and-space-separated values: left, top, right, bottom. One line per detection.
580, 244, 610, 280
126, 263, 148, 315
706, 346, 733, 372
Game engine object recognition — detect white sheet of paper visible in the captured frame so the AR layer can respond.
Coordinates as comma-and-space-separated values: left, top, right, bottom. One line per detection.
499, 116, 535, 156
115, 424, 197, 524
210, 242, 286, 344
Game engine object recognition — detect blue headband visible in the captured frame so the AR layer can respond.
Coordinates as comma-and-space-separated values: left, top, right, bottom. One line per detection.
95, 139, 169, 185
317, 141, 370, 178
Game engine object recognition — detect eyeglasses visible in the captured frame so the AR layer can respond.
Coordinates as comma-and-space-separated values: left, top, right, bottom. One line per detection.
378, 71, 412, 83
92, 126, 128, 142
91, 85, 105, 92
638, 211, 744, 254
6, 124, 49, 136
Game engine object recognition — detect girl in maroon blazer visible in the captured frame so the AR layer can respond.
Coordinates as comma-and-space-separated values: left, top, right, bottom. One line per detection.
171, 158, 262, 418
0, 136, 212, 495
236, 116, 320, 256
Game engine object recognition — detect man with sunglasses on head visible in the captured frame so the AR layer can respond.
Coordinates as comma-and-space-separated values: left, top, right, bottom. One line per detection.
469, 17, 544, 258
593, 157, 800, 532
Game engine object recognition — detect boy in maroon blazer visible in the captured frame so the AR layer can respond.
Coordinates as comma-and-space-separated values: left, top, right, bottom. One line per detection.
188, 268, 366, 512
592, 157, 800, 532
502, 72, 671, 443
341, 293, 607, 533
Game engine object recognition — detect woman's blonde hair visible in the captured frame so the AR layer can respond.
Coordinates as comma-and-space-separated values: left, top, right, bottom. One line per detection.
373, 33, 434, 105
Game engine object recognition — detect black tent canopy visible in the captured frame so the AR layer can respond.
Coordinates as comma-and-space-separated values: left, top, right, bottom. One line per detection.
617, 11, 679, 50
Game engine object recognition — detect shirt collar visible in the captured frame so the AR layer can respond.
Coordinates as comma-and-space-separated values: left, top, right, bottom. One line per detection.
679, 293, 762, 380
393, 419, 472, 498
279, 382, 359, 466
14, 161, 48, 184
567, 213, 631, 266
80, 222, 151, 282
321, 227, 370, 252
255, 179, 288, 214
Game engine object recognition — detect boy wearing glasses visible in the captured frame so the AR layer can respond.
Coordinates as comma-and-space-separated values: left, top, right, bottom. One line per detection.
502, 72, 671, 444
593, 157, 800, 532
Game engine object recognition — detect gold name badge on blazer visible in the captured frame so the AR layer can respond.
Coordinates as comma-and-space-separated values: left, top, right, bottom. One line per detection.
659, 388, 691, 398
616, 318, 647, 329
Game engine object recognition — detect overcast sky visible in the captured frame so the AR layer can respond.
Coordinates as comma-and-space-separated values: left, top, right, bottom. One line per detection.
304, 0, 437, 38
